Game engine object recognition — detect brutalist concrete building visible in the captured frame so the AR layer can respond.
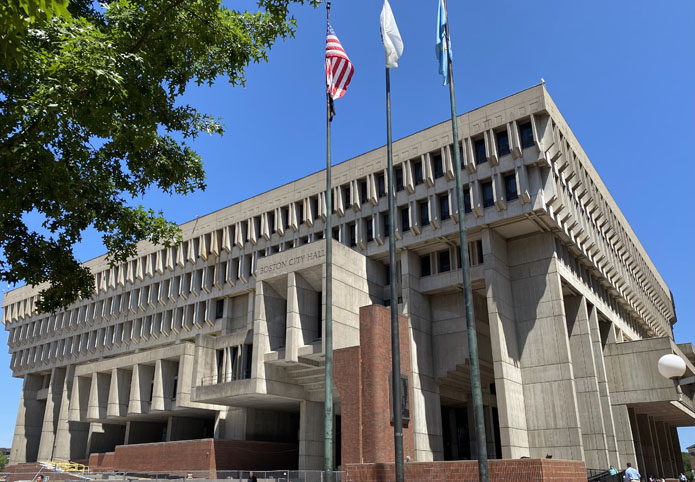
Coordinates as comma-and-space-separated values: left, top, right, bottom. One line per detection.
3, 85, 693, 477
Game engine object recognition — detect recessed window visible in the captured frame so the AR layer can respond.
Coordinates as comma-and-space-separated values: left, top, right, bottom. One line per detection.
377, 174, 386, 198
343, 185, 351, 209
312, 197, 319, 219
332, 227, 340, 241
463, 188, 472, 213
505, 174, 518, 201
419, 201, 430, 226
474, 138, 486, 164
400, 207, 410, 232
383, 212, 390, 237
420, 255, 431, 277
366, 218, 374, 242
215, 299, 224, 319
439, 194, 450, 220
433, 153, 444, 178
519, 122, 534, 149
395, 167, 404, 191
414, 161, 423, 185
439, 250, 451, 272
349, 223, 356, 247
360, 180, 368, 203
297, 203, 304, 226
482, 181, 494, 208
496, 130, 510, 157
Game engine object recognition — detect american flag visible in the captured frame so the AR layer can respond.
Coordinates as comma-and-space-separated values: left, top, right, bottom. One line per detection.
325, 23, 354, 100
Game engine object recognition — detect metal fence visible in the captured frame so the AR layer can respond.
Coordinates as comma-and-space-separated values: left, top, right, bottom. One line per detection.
1, 470, 345, 482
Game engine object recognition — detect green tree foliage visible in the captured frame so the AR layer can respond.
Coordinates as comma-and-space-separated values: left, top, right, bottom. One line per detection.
0, 451, 7, 471
684, 452, 693, 479
0, 0, 317, 312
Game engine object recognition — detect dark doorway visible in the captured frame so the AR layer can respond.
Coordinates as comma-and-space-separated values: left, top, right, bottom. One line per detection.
441, 406, 471, 460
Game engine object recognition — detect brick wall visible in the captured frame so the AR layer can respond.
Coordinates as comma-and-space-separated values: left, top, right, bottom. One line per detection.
85, 439, 299, 474
334, 305, 414, 465
343, 459, 588, 482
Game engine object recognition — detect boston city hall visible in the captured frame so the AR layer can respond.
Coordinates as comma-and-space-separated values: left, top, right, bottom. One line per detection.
3, 85, 694, 477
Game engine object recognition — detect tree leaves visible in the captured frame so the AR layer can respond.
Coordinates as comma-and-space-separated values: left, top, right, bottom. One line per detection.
0, 0, 318, 312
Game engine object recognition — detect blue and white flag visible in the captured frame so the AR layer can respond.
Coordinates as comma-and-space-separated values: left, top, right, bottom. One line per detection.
380, 0, 404, 68
436, 0, 452, 85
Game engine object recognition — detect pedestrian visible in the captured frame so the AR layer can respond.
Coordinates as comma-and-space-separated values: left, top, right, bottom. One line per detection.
624, 462, 640, 481
609, 465, 618, 475
248, 472, 257, 482
35, 475, 44, 482
679, 473, 687, 482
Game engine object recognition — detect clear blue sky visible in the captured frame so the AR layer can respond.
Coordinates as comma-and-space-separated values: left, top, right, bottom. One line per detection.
1, 0, 694, 454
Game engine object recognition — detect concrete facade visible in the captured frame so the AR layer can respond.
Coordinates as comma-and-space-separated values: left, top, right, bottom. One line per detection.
3, 85, 693, 475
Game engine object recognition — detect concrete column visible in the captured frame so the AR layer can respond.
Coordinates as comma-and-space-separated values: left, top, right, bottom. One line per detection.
128, 363, 154, 415
37, 367, 67, 460
482, 229, 530, 459
587, 305, 620, 467
649, 417, 664, 477
564, 295, 610, 469
670, 427, 685, 474
636, 413, 658, 477
299, 400, 324, 470
628, 408, 646, 475
53, 366, 89, 460
657, 422, 676, 478
106, 368, 131, 418
612, 404, 638, 471
401, 249, 443, 461
151, 359, 176, 412
9, 374, 45, 464
87, 372, 110, 421
286, 272, 301, 363
252, 281, 271, 383
215, 407, 247, 440
507, 232, 583, 460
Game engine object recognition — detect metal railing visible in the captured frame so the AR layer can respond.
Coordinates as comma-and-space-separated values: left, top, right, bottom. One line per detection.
2, 470, 344, 482
587, 468, 625, 482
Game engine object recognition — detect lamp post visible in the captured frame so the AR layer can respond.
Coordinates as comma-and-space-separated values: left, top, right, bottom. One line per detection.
657, 354, 695, 395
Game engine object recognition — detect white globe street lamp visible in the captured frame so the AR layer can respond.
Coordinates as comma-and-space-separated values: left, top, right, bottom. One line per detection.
657, 354, 687, 379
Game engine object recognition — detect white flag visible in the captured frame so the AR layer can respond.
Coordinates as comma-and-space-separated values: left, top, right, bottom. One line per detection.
380, 0, 403, 68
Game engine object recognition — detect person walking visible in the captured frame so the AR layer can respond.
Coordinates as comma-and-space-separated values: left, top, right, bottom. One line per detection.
247, 472, 257, 482
609, 465, 618, 475
624, 462, 640, 481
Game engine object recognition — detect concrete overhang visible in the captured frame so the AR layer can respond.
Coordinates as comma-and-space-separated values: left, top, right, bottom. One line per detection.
605, 336, 695, 426
192, 377, 306, 411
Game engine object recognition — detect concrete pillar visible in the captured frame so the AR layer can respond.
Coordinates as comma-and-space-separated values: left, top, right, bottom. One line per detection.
151, 359, 176, 412
37, 367, 67, 460
286, 272, 301, 363
628, 408, 645, 475
658, 422, 677, 478
401, 249, 443, 461
564, 295, 610, 469
670, 427, 685, 474
636, 413, 658, 477
128, 364, 154, 415
87, 372, 110, 421
299, 400, 324, 470
9, 374, 45, 464
215, 407, 247, 440
587, 306, 620, 467
106, 368, 131, 418
649, 417, 664, 477
53, 366, 89, 460
507, 233, 583, 460
482, 229, 530, 459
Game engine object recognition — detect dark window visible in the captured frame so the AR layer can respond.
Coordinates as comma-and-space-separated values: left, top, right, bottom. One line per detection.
244, 345, 253, 379
463, 188, 472, 213
439, 194, 450, 220
297, 203, 304, 225
482, 181, 494, 208
366, 218, 374, 242
360, 180, 368, 203
504, 174, 518, 201
519, 122, 534, 149
343, 185, 351, 209
439, 250, 451, 272
384, 212, 390, 237
349, 224, 356, 247
377, 174, 386, 198
395, 167, 404, 191
282, 208, 289, 227
414, 161, 423, 185
332, 227, 340, 240
267, 211, 276, 234
215, 299, 224, 319
420, 255, 431, 277
474, 138, 487, 164
400, 207, 410, 232
496, 130, 510, 157
312, 197, 319, 219
317, 291, 322, 338
433, 153, 444, 178
475, 240, 484, 265
419, 201, 430, 226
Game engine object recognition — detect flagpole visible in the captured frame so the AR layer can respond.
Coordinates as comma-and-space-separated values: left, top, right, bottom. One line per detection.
385, 65, 405, 482
442, 1, 489, 481
324, 2, 334, 481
